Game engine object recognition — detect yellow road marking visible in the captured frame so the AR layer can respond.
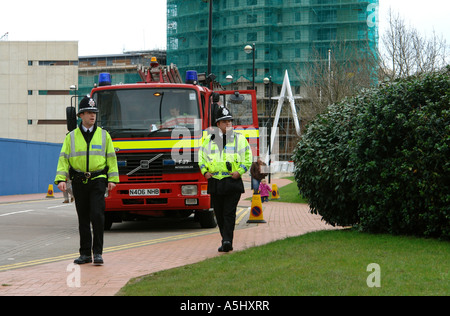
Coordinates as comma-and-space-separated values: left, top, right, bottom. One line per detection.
103, 229, 218, 253
0, 229, 219, 272
0, 253, 79, 271
236, 207, 250, 225
0, 206, 250, 272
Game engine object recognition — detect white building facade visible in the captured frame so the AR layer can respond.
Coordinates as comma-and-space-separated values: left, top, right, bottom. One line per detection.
0, 41, 78, 144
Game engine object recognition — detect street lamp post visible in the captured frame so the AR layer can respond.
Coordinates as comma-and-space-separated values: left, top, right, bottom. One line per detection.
264, 76, 272, 184
244, 43, 255, 90
208, 0, 213, 76
226, 75, 233, 90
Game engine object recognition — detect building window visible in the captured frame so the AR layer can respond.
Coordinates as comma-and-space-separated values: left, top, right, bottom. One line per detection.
38, 60, 78, 66
28, 90, 33, 95
247, 14, 257, 24
278, 49, 283, 59
38, 90, 70, 95
247, 32, 257, 42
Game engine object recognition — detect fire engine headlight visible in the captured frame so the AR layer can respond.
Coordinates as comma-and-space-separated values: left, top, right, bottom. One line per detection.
181, 185, 197, 196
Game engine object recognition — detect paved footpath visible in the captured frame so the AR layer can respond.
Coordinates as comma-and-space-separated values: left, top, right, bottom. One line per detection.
0, 178, 338, 296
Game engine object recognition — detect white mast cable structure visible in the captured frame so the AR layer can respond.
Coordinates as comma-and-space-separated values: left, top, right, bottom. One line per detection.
265, 70, 302, 165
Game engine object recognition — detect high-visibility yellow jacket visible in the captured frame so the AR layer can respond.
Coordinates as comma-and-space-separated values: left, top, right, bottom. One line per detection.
54, 126, 119, 184
198, 130, 252, 180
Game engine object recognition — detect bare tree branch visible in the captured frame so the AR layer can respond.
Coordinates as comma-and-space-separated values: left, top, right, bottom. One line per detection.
381, 9, 448, 79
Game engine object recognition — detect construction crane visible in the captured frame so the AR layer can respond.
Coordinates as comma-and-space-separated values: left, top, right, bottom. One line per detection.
0, 32, 8, 41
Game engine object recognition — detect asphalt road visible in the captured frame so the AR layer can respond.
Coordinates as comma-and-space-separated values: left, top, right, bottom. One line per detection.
0, 198, 250, 271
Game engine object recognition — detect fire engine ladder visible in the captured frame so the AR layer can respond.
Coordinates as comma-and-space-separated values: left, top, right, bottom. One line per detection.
138, 63, 183, 84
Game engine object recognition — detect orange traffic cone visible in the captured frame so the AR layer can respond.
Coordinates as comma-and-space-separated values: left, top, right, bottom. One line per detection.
247, 193, 266, 223
46, 184, 55, 198
271, 183, 280, 200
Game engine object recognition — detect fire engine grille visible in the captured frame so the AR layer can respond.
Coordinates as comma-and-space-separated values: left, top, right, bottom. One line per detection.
116, 152, 199, 182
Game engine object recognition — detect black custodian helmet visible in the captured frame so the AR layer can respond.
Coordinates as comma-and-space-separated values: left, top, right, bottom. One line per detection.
78, 95, 99, 115
214, 106, 233, 124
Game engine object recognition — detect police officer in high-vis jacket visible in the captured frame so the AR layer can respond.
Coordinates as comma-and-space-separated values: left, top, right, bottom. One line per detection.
199, 106, 252, 252
55, 96, 119, 265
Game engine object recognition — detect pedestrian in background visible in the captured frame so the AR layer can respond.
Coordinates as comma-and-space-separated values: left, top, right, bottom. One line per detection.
62, 178, 74, 203
258, 178, 272, 203
250, 157, 267, 194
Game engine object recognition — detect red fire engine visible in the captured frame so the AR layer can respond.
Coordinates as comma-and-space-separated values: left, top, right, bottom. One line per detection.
67, 59, 259, 229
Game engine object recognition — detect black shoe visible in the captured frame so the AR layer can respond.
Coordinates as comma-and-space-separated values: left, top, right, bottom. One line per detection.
93, 254, 104, 265
74, 255, 92, 264
218, 241, 233, 252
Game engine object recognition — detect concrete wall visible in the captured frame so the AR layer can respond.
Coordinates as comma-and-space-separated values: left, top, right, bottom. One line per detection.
0, 41, 78, 144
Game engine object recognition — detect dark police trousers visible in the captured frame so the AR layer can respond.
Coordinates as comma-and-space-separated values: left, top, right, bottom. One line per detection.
72, 178, 107, 256
211, 192, 241, 244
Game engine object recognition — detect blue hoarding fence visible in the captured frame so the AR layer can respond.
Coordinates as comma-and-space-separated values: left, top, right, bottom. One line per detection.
0, 138, 62, 196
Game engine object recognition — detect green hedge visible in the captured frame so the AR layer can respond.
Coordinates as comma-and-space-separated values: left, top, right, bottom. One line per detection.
293, 68, 450, 239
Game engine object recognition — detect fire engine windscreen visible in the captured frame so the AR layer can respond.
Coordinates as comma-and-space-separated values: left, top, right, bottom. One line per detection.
95, 88, 200, 134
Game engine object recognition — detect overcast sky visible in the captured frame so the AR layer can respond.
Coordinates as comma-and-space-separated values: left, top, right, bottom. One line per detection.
1, 1, 449, 56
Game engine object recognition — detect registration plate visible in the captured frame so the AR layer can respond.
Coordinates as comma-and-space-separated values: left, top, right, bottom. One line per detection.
129, 188, 160, 196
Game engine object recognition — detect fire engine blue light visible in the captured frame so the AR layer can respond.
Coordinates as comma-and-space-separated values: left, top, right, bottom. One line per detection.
185, 70, 198, 84
99, 73, 112, 86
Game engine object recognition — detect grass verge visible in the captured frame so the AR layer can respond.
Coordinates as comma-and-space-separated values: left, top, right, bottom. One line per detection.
247, 176, 308, 204
117, 230, 449, 296
269, 176, 308, 203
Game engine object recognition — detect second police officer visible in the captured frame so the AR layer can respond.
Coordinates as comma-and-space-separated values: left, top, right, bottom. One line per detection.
199, 106, 253, 252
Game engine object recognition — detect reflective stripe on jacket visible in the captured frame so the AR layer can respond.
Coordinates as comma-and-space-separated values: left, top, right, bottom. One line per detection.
198, 131, 252, 180
54, 126, 119, 184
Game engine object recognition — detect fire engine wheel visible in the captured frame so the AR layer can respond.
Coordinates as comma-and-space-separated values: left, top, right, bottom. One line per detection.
104, 212, 120, 231
197, 210, 217, 228
104, 216, 113, 231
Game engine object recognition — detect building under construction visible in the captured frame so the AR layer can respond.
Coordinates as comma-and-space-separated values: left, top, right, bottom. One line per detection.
77, 50, 166, 97
167, 0, 379, 161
